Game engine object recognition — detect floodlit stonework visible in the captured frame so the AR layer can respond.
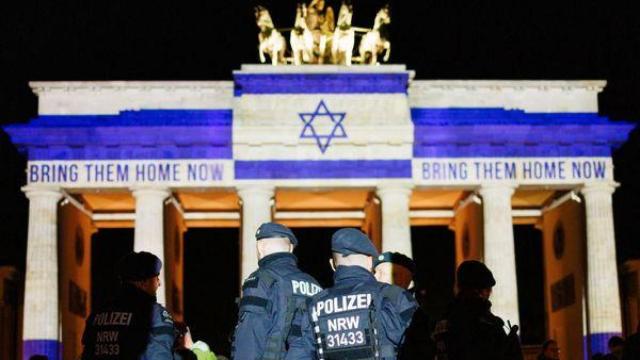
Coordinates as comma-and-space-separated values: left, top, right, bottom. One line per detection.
4, 65, 634, 359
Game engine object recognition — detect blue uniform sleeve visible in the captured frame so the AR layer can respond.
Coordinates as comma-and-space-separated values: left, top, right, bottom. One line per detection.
379, 286, 418, 348
231, 274, 276, 359
285, 303, 317, 360
142, 304, 176, 360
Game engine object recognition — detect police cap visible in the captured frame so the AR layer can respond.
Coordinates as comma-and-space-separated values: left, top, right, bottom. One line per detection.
117, 251, 162, 281
374, 252, 417, 275
331, 228, 379, 257
256, 222, 298, 246
457, 260, 496, 289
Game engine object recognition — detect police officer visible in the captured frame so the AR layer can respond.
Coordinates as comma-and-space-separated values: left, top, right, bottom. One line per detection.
374, 252, 435, 360
81, 251, 176, 360
231, 222, 322, 360
373, 252, 416, 289
432, 260, 522, 360
287, 228, 418, 360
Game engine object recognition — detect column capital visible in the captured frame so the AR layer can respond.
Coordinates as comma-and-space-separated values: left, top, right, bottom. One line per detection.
376, 182, 414, 197
131, 186, 171, 199
236, 185, 275, 200
581, 182, 618, 196
21, 186, 63, 200
477, 182, 517, 197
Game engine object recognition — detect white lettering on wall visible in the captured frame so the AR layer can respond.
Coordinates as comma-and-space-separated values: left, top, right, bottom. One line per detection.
27, 160, 233, 187
414, 157, 612, 185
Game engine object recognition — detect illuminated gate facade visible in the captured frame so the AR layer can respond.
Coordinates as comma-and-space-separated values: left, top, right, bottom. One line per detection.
5, 65, 634, 359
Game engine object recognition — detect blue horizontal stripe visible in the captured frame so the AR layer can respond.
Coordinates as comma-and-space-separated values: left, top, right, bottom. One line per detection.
23, 339, 61, 360
26, 145, 231, 160
411, 108, 636, 158
411, 107, 615, 125
4, 108, 635, 161
233, 73, 409, 96
414, 145, 613, 158
3, 110, 233, 160
235, 160, 412, 179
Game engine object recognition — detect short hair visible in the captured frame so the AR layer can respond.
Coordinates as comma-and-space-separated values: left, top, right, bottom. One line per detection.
29, 356, 48, 360
608, 335, 624, 348
261, 236, 293, 246
333, 252, 369, 266
258, 236, 294, 252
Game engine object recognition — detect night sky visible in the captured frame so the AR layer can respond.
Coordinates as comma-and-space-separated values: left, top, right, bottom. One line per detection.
0, 0, 639, 349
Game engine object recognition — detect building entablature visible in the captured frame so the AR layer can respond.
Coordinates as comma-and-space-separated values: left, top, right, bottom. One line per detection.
4, 66, 635, 191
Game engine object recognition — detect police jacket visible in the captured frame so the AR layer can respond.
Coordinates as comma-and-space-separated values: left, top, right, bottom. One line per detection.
432, 295, 522, 360
287, 265, 418, 360
232, 252, 322, 360
81, 283, 176, 360
398, 306, 436, 359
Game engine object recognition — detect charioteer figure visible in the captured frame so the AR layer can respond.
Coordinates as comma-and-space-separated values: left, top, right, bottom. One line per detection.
306, 0, 335, 63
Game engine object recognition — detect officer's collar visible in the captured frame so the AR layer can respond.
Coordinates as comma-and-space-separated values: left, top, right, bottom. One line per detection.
258, 252, 297, 268
334, 265, 375, 282
120, 282, 157, 302
452, 293, 492, 315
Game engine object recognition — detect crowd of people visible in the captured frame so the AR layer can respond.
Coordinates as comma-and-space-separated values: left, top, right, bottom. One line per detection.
27, 222, 639, 359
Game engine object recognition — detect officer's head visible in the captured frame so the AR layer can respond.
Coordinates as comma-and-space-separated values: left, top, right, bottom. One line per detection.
116, 251, 162, 296
330, 228, 379, 272
608, 336, 625, 358
255, 222, 298, 260
456, 260, 496, 300
373, 252, 416, 289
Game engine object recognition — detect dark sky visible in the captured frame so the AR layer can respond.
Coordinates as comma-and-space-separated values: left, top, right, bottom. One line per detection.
0, 0, 639, 268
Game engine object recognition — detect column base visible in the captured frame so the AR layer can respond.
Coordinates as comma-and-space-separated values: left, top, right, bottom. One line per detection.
23, 339, 61, 360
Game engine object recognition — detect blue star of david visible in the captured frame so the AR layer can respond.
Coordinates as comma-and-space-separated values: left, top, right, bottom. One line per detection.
298, 100, 347, 153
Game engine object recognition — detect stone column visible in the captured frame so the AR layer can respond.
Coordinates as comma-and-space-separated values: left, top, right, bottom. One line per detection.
237, 186, 274, 282
478, 184, 520, 327
22, 187, 63, 360
377, 183, 413, 258
581, 182, 622, 355
132, 187, 170, 304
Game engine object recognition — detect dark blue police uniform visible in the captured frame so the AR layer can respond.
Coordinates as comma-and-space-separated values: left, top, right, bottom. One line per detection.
287, 229, 418, 360
81, 252, 176, 360
232, 223, 322, 360
432, 260, 522, 360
